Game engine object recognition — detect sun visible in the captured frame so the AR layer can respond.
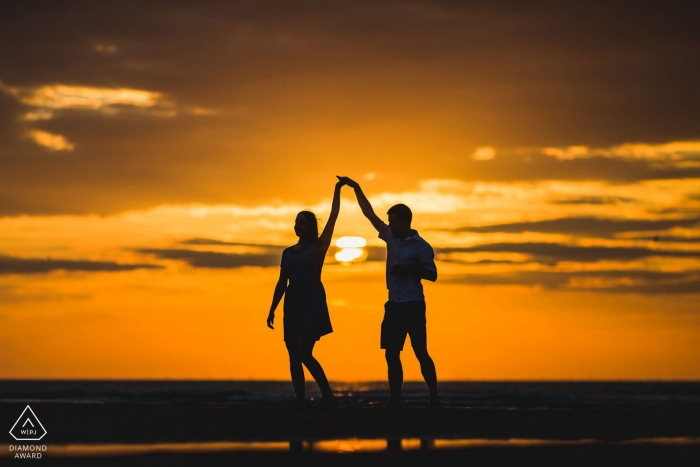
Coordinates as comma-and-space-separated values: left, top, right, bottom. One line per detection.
335, 236, 368, 264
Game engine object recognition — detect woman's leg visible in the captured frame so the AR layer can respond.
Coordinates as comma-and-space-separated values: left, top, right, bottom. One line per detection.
298, 335, 334, 399
285, 339, 305, 402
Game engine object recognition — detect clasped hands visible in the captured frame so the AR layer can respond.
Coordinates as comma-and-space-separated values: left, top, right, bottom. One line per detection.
336, 175, 357, 188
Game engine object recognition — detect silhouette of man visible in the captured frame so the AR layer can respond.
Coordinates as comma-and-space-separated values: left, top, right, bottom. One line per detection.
340, 177, 439, 408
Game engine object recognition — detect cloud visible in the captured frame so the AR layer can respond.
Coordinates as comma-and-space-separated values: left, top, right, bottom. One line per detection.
548, 196, 633, 205
443, 269, 700, 295
179, 238, 285, 250
542, 146, 593, 160
0, 255, 162, 274
633, 235, 700, 243
19, 84, 164, 111
178, 233, 700, 271
0, 1, 699, 217
140, 243, 386, 268
0, 285, 24, 304
27, 130, 75, 151
0, 284, 91, 305
1, 81, 173, 121
0, 80, 18, 96
94, 43, 118, 54
137, 248, 281, 268
363, 246, 386, 262
436, 242, 700, 264
2, 82, 221, 124
610, 142, 700, 161
22, 110, 54, 121
445, 217, 700, 238
188, 107, 222, 116
368, 180, 472, 213
542, 141, 700, 164
471, 146, 496, 161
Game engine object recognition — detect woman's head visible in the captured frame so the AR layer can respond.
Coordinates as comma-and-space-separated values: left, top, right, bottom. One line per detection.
295, 211, 319, 240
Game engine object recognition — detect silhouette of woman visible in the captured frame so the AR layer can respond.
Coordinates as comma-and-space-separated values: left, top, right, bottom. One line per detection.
266, 177, 346, 406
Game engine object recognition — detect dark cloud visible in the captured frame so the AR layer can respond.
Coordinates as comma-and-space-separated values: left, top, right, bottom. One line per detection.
0, 255, 162, 274
364, 246, 387, 262
635, 236, 700, 243
0, 284, 91, 305
139, 244, 386, 268
444, 217, 700, 238
165, 239, 700, 270
181, 238, 270, 246
443, 269, 700, 295
180, 238, 286, 252
454, 153, 700, 183
137, 248, 281, 268
1, 1, 699, 214
436, 242, 700, 264
0, 285, 24, 305
649, 207, 700, 216
180, 237, 387, 259
548, 196, 634, 205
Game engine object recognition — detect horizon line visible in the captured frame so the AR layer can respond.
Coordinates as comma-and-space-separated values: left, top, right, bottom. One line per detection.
1, 378, 699, 383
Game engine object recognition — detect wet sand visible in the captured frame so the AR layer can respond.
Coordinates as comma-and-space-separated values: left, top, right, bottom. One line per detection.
2, 401, 700, 464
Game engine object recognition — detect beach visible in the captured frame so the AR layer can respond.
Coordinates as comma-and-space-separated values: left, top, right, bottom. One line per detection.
2, 381, 700, 464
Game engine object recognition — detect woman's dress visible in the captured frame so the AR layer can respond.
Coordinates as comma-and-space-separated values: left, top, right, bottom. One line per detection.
281, 239, 333, 342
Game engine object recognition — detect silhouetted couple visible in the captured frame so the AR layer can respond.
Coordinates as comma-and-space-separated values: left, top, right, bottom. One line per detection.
267, 176, 439, 408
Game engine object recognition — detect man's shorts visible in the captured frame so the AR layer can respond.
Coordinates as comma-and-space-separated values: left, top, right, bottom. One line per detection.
380, 300, 427, 351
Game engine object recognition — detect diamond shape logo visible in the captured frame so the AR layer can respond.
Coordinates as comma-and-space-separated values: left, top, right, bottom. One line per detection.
9, 405, 47, 441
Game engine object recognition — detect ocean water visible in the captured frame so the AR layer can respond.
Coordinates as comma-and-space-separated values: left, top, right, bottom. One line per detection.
2, 380, 700, 458
1, 380, 699, 409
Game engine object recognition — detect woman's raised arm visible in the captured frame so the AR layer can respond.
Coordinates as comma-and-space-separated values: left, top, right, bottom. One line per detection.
318, 178, 345, 250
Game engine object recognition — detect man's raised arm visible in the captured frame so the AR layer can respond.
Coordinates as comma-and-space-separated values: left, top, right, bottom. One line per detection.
338, 176, 385, 232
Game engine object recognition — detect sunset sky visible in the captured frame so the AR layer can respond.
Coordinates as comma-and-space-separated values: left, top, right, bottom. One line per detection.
1, 0, 699, 381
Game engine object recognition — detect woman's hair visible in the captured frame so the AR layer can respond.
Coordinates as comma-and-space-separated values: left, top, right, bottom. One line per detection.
298, 210, 319, 239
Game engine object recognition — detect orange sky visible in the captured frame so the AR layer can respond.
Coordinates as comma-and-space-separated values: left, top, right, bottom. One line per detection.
1, 265, 700, 380
1, 1, 700, 380
1, 192, 699, 380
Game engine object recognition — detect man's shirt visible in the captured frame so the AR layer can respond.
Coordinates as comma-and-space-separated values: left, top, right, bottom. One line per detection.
378, 222, 437, 302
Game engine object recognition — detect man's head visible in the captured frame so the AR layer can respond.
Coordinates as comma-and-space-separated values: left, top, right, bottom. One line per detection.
387, 204, 412, 238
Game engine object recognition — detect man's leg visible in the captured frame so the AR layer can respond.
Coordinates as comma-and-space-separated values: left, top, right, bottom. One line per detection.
408, 300, 439, 406
413, 347, 439, 404
381, 301, 407, 407
385, 349, 403, 406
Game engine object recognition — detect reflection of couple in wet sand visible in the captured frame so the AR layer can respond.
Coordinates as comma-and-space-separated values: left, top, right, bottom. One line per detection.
267, 176, 439, 408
